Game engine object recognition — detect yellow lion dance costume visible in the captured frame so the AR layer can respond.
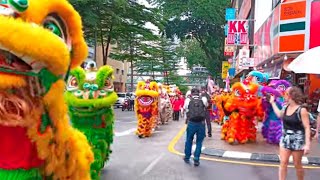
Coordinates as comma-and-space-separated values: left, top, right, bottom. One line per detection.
135, 80, 159, 138
221, 82, 263, 144
0, 0, 93, 179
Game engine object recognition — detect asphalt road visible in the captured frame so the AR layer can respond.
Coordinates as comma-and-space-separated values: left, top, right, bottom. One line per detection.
101, 108, 319, 180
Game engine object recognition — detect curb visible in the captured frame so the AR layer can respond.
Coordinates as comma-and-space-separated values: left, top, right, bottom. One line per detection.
202, 148, 320, 166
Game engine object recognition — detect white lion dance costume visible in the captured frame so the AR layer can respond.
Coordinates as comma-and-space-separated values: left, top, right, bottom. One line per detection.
158, 83, 173, 125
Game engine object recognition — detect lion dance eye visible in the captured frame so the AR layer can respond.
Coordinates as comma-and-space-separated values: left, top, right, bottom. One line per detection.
70, 78, 78, 87
44, 22, 62, 37
67, 76, 78, 91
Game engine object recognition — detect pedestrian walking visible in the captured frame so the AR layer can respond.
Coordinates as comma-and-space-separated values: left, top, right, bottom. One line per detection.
183, 88, 208, 166
201, 87, 212, 137
269, 87, 311, 180
172, 95, 182, 121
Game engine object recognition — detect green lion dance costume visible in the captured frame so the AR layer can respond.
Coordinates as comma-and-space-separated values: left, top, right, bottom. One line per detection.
0, 0, 94, 179
65, 60, 117, 180
135, 80, 159, 138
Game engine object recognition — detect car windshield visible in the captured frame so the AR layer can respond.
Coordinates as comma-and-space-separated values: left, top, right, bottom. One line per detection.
117, 93, 126, 98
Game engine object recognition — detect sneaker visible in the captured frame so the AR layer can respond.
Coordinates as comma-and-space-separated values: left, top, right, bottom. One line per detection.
183, 157, 190, 163
208, 134, 212, 137
194, 160, 200, 166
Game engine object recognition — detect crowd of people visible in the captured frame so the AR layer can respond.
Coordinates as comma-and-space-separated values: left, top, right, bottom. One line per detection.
180, 73, 320, 180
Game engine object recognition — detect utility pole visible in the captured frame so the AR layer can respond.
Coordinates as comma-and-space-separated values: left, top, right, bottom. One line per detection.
130, 44, 134, 92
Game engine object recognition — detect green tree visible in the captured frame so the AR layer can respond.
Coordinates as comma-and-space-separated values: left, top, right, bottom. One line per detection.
148, 0, 228, 76
70, 0, 163, 65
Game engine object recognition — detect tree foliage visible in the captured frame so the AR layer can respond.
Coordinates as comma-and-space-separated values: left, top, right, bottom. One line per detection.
148, 0, 229, 76
70, 0, 164, 65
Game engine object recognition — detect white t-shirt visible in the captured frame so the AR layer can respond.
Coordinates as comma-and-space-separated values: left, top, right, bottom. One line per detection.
317, 99, 320, 113
183, 95, 208, 111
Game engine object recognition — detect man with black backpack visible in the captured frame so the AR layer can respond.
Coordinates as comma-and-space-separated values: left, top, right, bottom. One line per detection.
201, 87, 212, 137
183, 88, 208, 166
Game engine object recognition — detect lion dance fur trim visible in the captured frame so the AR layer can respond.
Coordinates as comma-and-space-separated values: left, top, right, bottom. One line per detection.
0, 0, 93, 179
221, 82, 264, 144
135, 81, 159, 138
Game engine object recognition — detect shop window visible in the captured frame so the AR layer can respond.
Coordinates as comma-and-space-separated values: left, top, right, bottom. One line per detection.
116, 68, 120, 74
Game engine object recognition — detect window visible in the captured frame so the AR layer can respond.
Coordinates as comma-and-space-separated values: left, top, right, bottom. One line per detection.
121, 70, 124, 75
116, 68, 120, 74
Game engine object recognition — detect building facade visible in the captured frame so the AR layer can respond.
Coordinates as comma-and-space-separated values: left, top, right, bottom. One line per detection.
228, 0, 320, 112
94, 46, 129, 92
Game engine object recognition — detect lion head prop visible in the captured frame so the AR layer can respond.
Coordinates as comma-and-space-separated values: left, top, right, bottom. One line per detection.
0, 0, 93, 179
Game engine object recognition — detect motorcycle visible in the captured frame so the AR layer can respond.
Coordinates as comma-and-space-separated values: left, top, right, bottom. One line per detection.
122, 99, 132, 111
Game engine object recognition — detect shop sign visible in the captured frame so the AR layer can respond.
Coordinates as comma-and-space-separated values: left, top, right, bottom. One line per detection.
238, 48, 250, 69
239, 58, 255, 68
227, 20, 249, 45
224, 38, 235, 56
221, 61, 231, 79
279, 1, 306, 52
225, 8, 236, 20
228, 68, 236, 77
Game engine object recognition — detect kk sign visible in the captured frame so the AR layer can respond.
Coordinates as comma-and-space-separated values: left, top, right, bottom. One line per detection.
227, 20, 249, 45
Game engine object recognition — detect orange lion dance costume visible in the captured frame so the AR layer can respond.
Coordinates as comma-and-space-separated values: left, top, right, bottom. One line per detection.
135, 80, 159, 138
221, 82, 263, 144
0, 0, 93, 179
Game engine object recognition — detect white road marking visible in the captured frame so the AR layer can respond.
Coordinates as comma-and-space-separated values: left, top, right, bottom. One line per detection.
114, 128, 136, 137
223, 151, 252, 159
141, 153, 165, 175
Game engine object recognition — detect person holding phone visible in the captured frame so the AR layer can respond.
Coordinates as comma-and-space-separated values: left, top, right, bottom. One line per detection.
269, 87, 310, 180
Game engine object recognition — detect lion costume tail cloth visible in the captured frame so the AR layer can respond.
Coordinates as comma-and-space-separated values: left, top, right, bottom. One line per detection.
135, 81, 159, 138
0, 0, 93, 179
65, 62, 118, 180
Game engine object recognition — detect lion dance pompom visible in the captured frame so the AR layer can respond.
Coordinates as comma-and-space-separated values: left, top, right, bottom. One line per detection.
221, 82, 263, 144
0, 0, 94, 179
65, 61, 117, 179
135, 80, 159, 138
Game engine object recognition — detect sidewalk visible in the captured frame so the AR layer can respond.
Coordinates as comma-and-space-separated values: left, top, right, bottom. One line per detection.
201, 123, 320, 165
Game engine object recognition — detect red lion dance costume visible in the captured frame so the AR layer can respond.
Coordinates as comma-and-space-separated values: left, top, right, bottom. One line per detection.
221, 81, 263, 144
135, 80, 159, 138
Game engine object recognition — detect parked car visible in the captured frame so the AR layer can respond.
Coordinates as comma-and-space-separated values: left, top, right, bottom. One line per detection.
114, 92, 126, 108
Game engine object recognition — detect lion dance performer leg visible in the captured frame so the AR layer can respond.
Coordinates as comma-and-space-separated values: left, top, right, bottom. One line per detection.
135, 80, 159, 138
0, 0, 94, 179
65, 61, 117, 179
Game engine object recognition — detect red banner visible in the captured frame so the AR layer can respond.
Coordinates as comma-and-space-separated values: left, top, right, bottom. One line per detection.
227, 20, 249, 45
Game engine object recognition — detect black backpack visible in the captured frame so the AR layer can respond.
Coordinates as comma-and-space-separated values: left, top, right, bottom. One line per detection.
188, 96, 206, 122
